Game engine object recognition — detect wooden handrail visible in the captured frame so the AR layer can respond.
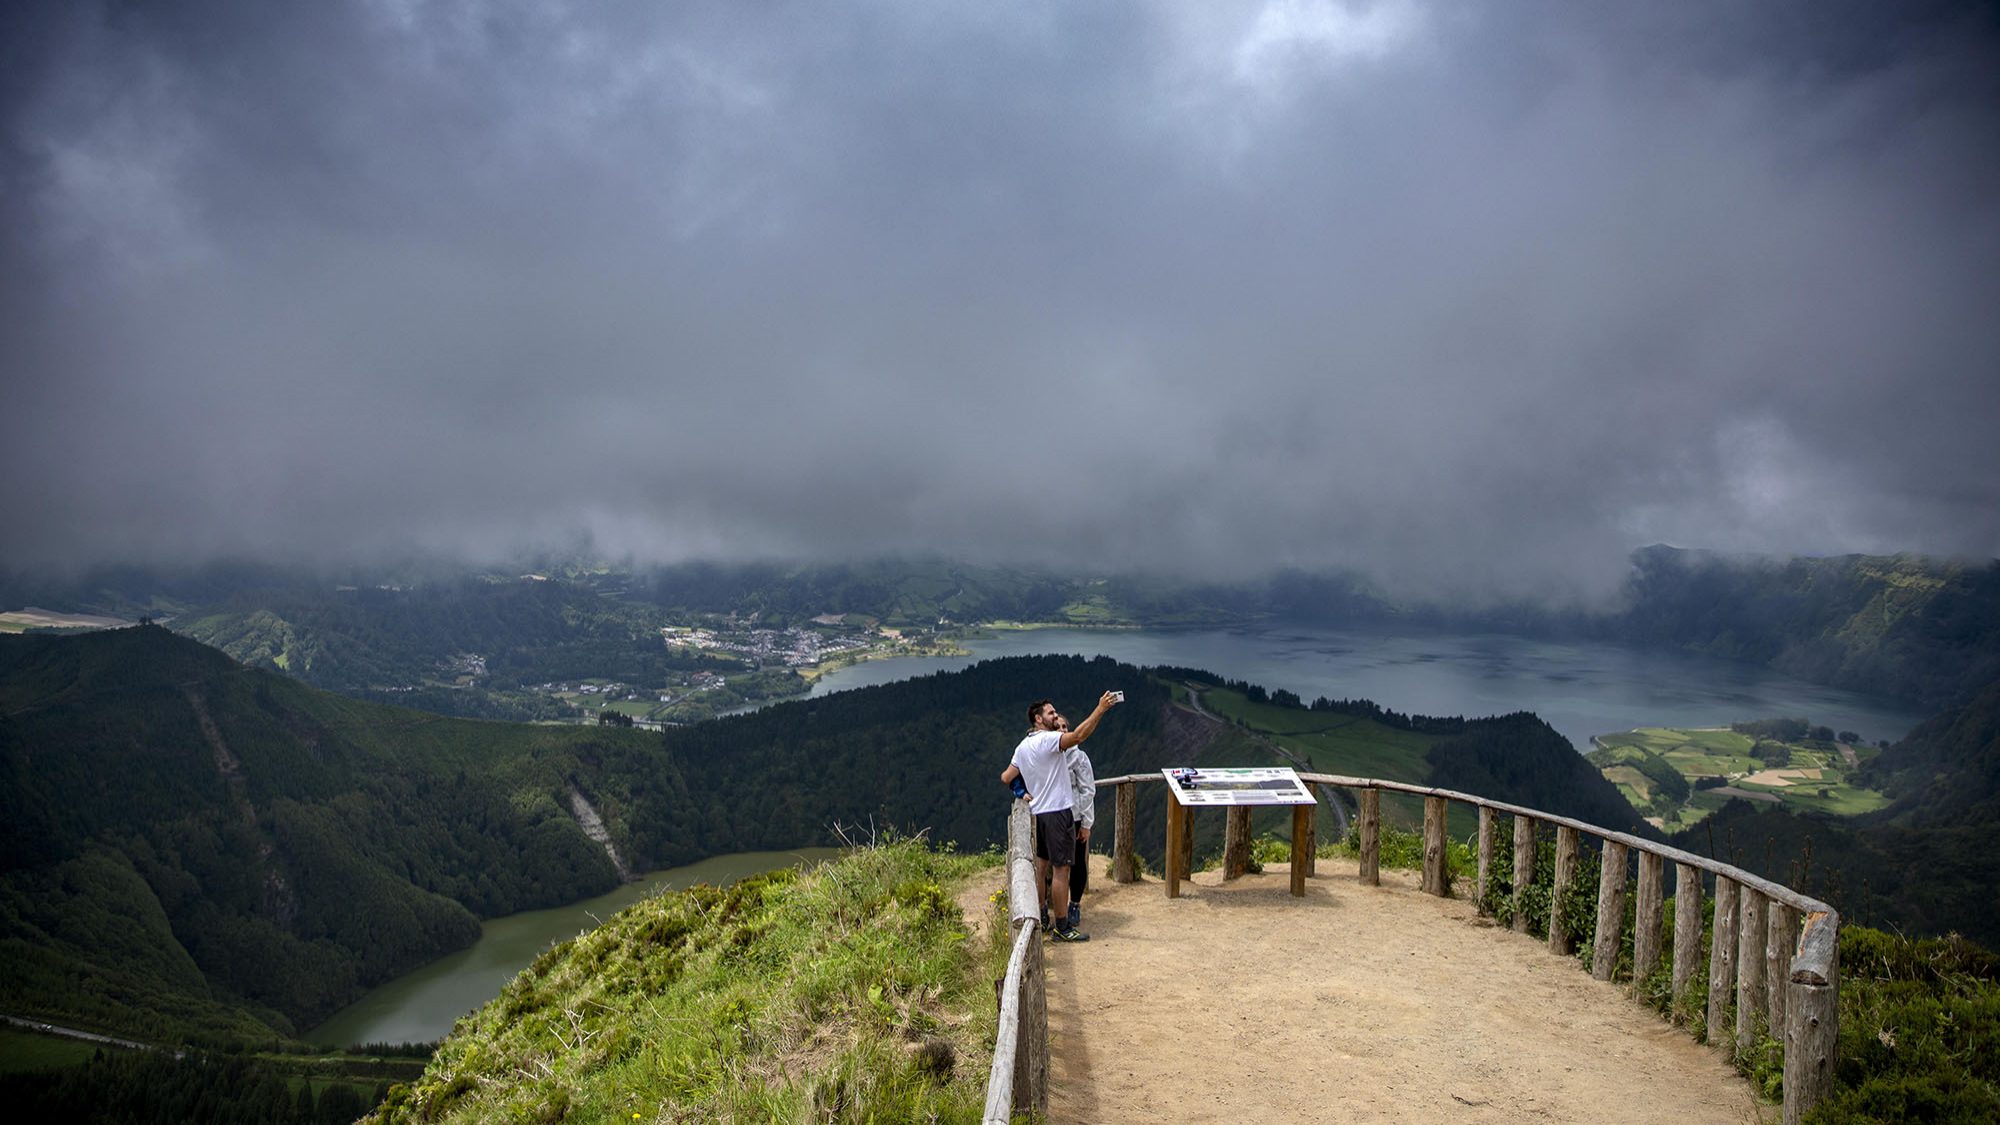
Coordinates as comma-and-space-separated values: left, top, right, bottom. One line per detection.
981, 922, 1037, 1123
1099, 769, 1840, 1124
983, 801, 1046, 1122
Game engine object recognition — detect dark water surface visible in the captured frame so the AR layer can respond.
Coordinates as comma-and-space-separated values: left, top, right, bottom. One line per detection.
809, 626, 1927, 754
309, 848, 840, 1046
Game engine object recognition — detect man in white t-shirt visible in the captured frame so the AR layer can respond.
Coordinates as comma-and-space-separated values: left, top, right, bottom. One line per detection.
1062, 717, 1097, 933
1001, 690, 1120, 942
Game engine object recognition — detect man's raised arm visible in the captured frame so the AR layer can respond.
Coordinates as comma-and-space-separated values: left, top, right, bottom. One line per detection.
1059, 691, 1121, 751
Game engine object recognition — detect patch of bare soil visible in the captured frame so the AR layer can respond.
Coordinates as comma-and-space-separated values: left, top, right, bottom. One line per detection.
1708, 786, 1782, 803
956, 865, 1006, 946
1042, 859, 1767, 1124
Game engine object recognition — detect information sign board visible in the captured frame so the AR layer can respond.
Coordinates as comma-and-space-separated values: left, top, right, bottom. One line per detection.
1161, 766, 1315, 807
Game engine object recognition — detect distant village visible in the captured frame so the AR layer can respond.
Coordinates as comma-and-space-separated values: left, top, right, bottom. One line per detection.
659, 618, 881, 668
437, 616, 950, 729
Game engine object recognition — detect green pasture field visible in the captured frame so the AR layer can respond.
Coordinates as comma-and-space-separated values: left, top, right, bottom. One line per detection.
1602, 764, 1652, 805
1057, 595, 1120, 623
1591, 726, 1888, 827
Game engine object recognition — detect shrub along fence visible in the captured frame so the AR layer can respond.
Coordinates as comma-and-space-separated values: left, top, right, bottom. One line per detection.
1092, 771, 1840, 1125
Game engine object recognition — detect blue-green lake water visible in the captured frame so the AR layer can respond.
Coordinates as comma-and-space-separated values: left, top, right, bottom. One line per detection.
809, 625, 1927, 753
309, 848, 839, 1046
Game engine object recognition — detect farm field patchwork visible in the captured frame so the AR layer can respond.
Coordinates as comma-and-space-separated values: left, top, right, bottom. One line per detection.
1587, 725, 1888, 830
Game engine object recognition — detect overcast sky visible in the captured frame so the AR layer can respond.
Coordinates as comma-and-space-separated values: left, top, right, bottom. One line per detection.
4, 1, 1997, 602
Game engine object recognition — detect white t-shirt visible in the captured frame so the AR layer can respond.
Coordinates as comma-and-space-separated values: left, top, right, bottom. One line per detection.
1011, 729, 1071, 815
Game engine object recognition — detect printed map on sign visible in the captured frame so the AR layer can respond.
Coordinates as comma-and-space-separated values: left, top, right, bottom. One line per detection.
1161, 767, 1316, 807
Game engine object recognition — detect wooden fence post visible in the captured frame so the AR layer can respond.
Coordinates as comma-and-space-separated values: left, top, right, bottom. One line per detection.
1012, 918, 1046, 1115
1633, 851, 1665, 997
1422, 796, 1449, 897
1359, 788, 1381, 886
1673, 862, 1703, 1020
1512, 815, 1536, 933
1223, 807, 1252, 880
1179, 798, 1195, 876
1548, 825, 1580, 955
1707, 876, 1740, 1046
1476, 806, 1496, 913
1737, 888, 1768, 1052
1783, 912, 1839, 1125
1290, 803, 1314, 897
1592, 840, 1629, 981
1301, 783, 1319, 877
1112, 781, 1138, 883
1165, 790, 1185, 899
1767, 901, 1800, 1041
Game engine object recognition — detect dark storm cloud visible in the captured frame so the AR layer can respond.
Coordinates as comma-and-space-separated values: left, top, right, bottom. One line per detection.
4, 0, 1997, 601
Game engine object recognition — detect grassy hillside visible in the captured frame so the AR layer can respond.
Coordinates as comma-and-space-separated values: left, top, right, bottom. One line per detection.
364, 840, 996, 1124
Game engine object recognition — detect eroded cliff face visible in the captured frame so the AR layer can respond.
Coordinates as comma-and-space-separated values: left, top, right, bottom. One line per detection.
567, 787, 632, 881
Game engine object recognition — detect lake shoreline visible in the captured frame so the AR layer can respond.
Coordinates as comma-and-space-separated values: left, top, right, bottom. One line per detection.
308, 847, 843, 1047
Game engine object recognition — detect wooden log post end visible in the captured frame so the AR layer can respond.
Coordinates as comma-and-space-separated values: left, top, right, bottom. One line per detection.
1511, 815, 1536, 934
1548, 825, 1580, 956
1707, 877, 1741, 1047
1592, 840, 1630, 982
1359, 788, 1382, 887
1112, 782, 1138, 884
1422, 796, 1449, 898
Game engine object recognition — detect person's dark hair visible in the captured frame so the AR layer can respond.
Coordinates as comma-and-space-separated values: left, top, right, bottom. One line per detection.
1027, 699, 1054, 726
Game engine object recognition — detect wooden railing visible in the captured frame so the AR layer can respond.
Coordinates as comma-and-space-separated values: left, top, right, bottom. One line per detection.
982, 801, 1047, 1122
1097, 771, 1840, 1125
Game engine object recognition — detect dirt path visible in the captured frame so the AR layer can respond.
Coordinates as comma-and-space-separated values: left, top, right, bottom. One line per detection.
1039, 859, 1766, 1124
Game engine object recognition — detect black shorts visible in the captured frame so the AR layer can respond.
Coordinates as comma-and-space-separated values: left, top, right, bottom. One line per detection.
1034, 809, 1076, 867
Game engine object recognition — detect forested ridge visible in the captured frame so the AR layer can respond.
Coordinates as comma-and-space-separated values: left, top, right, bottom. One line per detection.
0, 625, 650, 1043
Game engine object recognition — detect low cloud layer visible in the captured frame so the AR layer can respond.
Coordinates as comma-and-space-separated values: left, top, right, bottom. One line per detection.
5, 1, 1997, 601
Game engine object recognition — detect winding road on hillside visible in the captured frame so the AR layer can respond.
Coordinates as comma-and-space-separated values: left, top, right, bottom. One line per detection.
1031, 861, 1761, 1124
1177, 683, 1353, 839
3, 1014, 173, 1057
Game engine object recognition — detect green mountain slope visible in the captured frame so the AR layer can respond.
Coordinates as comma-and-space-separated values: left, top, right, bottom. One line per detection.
0, 625, 660, 1042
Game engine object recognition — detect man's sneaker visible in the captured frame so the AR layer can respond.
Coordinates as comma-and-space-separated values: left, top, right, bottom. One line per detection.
1064, 903, 1081, 930
1051, 925, 1090, 943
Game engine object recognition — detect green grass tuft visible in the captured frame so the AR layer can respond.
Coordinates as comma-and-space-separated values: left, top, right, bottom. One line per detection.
366, 838, 998, 1124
